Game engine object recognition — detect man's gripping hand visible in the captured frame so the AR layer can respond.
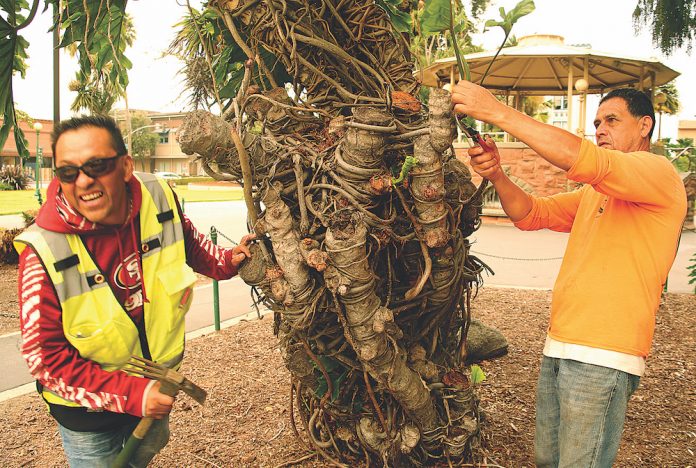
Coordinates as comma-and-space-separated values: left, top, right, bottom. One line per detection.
468, 136, 504, 183
230, 233, 256, 269
451, 80, 505, 123
144, 381, 175, 419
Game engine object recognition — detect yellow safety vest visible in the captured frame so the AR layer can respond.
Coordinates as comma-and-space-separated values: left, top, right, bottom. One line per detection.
15, 173, 196, 407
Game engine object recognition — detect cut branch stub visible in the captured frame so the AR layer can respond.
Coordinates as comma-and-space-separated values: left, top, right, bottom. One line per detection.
177, 109, 236, 159
238, 243, 294, 306
428, 88, 456, 153
410, 135, 449, 248
340, 108, 391, 174
261, 182, 312, 300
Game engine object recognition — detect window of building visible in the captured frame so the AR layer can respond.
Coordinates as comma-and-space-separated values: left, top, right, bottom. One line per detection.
159, 133, 169, 144
553, 96, 568, 110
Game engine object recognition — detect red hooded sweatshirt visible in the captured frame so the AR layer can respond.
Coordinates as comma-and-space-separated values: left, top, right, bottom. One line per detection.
18, 176, 238, 431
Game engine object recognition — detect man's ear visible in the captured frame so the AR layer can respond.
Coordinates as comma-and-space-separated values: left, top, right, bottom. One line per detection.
639, 115, 653, 139
123, 154, 135, 182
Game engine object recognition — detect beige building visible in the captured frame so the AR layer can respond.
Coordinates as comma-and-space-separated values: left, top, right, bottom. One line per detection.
115, 111, 202, 176
0, 118, 54, 181
678, 120, 696, 141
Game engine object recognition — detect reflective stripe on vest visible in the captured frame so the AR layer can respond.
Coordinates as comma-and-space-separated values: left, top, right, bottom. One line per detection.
14, 173, 196, 408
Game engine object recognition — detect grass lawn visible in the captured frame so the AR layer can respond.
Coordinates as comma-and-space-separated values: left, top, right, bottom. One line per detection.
0, 190, 45, 215
0, 186, 244, 215
172, 186, 244, 203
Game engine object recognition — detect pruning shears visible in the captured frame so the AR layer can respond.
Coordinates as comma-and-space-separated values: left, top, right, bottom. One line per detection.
459, 119, 494, 154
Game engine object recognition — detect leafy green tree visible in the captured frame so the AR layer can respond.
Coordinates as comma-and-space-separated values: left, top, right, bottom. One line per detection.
1, 0, 133, 159
633, 0, 696, 54
503, 34, 519, 47
665, 137, 696, 172
410, 0, 489, 69
0, 0, 36, 159
122, 112, 158, 172
523, 96, 552, 123
66, 13, 135, 114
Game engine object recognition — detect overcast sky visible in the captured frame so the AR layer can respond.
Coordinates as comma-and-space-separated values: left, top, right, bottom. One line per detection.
12, 0, 695, 139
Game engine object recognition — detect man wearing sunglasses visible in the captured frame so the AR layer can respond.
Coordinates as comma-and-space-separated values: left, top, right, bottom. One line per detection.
14, 115, 255, 466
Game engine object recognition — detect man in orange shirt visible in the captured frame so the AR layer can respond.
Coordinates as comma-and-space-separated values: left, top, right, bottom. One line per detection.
451, 83, 686, 467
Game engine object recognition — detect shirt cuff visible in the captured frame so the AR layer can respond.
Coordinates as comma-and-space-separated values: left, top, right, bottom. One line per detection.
141, 379, 157, 417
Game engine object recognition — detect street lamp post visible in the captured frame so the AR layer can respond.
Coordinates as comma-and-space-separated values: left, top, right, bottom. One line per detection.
123, 124, 162, 149
33, 121, 43, 205
574, 78, 589, 138
123, 124, 162, 172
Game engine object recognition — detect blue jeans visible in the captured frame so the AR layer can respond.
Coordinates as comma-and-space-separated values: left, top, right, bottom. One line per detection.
58, 416, 170, 467
535, 357, 640, 468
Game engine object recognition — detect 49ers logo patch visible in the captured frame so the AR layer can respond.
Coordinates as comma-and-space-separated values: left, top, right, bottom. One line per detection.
113, 253, 143, 290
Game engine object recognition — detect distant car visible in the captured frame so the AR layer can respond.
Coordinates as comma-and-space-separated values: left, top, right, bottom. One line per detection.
154, 172, 181, 180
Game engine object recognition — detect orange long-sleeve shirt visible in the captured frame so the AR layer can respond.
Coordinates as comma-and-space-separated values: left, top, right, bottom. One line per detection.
515, 139, 686, 357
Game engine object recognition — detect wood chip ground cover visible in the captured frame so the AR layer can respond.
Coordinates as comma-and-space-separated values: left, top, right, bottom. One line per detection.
0, 263, 693, 467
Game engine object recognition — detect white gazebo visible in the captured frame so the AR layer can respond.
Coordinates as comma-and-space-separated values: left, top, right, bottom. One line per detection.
419, 34, 680, 136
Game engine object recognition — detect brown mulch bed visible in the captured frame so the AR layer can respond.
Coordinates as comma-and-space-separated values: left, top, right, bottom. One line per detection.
0, 265, 694, 466
0, 263, 19, 335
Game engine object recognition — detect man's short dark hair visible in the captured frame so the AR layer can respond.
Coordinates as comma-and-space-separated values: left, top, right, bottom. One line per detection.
51, 115, 127, 157
599, 88, 656, 138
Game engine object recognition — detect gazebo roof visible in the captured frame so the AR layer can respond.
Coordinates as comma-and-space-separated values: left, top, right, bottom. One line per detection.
418, 35, 679, 95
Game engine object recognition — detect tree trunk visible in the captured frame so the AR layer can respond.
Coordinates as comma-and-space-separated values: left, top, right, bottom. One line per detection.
177, 1, 492, 464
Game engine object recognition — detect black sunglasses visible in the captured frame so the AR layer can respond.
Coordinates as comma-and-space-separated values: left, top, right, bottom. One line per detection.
54, 154, 126, 183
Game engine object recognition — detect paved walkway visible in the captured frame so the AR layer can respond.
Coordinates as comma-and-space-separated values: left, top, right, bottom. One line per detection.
0, 214, 24, 229
1, 202, 693, 401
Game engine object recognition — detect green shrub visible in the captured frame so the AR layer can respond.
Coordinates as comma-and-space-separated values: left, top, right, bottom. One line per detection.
0, 228, 23, 265
0, 182, 11, 191
0, 166, 29, 190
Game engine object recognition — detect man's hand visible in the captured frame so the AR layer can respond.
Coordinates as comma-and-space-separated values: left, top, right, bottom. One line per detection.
230, 233, 256, 268
452, 79, 580, 171
451, 80, 504, 123
469, 136, 504, 183
144, 381, 175, 419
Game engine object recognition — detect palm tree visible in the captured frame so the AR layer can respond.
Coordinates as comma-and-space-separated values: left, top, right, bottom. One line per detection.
68, 12, 136, 130
654, 82, 680, 115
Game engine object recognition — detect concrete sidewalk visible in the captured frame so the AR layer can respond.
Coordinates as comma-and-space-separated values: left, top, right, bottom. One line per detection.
0, 214, 25, 229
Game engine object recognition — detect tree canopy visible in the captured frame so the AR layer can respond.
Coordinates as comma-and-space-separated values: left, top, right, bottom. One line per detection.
0, 0, 133, 158
123, 111, 158, 171
633, 0, 696, 54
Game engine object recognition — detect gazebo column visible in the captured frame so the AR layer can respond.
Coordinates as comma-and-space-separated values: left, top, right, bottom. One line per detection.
578, 57, 589, 138
505, 89, 511, 142
650, 71, 656, 101
639, 65, 645, 91
566, 58, 574, 133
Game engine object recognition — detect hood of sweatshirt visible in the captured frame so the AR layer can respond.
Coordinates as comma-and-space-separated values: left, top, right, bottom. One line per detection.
36, 177, 143, 235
